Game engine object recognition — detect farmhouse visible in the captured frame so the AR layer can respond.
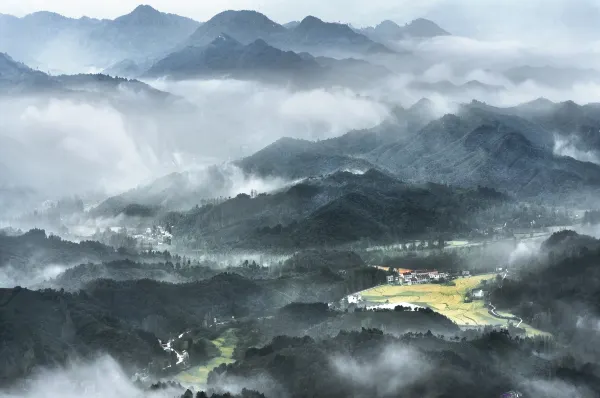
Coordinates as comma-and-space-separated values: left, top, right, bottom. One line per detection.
384, 268, 449, 285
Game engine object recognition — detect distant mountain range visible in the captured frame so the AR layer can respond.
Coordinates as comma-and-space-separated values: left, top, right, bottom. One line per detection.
360, 18, 450, 42
0, 6, 450, 73
182, 12, 394, 57
123, 34, 393, 88
0, 52, 172, 100
144, 35, 322, 82
0, 5, 200, 71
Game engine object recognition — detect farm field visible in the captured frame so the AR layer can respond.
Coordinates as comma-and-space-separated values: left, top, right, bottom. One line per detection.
360, 274, 548, 336
175, 328, 238, 387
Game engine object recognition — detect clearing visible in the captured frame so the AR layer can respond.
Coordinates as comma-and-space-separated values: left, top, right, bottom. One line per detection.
175, 328, 238, 387
360, 274, 548, 336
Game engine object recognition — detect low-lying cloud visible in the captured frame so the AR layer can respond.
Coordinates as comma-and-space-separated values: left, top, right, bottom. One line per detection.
0, 355, 178, 398
331, 344, 431, 397
0, 263, 72, 289
0, 80, 390, 208
554, 135, 600, 165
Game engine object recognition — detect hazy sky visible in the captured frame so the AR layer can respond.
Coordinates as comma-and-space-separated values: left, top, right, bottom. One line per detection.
2, 0, 600, 39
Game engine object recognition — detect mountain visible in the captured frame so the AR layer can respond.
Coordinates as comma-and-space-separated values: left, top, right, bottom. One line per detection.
235, 101, 600, 201
366, 114, 600, 197
283, 16, 393, 55
362, 18, 450, 42
102, 58, 151, 78
402, 18, 451, 38
0, 6, 200, 71
85, 5, 201, 64
0, 53, 173, 104
145, 35, 392, 87
90, 138, 379, 219
0, 229, 174, 288
510, 99, 600, 155
184, 10, 285, 48
0, 11, 98, 69
0, 286, 171, 386
181, 11, 392, 57
145, 35, 322, 82
53, 73, 172, 100
467, 98, 600, 162
236, 137, 378, 179
89, 164, 250, 217
0, 52, 58, 92
162, 169, 507, 249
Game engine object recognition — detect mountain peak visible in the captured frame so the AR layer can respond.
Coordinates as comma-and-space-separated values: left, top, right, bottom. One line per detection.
300, 15, 323, 25
377, 20, 401, 29
116, 4, 165, 24
208, 10, 283, 30
23, 11, 70, 22
295, 15, 365, 39
187, 10, 284, 47
404, 18, 450, 37
249, 38, 270, 48
518, 97, 556, 111
131, 4, 160, 15
410, 97, 434, 111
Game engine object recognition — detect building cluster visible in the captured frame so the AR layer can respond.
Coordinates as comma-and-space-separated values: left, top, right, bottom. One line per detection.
386, 269, 450, 285
134, 225, 173, 251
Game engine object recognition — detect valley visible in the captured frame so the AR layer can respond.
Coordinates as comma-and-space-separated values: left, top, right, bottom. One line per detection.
175, 328, 238, 388
2, 2, 600, 398
357, 273, 549, 336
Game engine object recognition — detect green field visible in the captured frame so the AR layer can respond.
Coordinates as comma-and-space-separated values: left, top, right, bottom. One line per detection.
361, 275, 548, 336
175, 328, 238, 387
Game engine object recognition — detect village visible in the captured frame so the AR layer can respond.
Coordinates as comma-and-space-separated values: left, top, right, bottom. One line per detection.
376, 266, 463, 286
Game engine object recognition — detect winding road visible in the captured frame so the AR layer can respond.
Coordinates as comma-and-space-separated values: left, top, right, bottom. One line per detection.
488, 302, 523, 328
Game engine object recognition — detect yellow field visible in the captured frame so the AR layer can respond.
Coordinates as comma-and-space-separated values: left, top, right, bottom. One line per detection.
175, 328, 238, 387
361, 274, 548, 336
447, 240, 470, 247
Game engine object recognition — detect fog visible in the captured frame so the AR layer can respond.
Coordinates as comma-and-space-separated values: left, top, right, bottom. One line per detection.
0, 262, 71, 289
508, 241, 541, 268
331, 345, 431, 397
4, 69, 600, 221
0, 81, 390, 209
554, 135, 600, 165
149, 79, 390, 147
0, 356, 178, 398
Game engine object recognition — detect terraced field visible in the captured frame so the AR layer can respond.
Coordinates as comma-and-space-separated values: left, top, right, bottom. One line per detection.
361, 274, 548, 336
175, 328, 238, 387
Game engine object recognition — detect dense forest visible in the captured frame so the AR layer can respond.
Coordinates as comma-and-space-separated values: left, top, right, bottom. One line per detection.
491, 231, 600, 365
207, 328, 599, 398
